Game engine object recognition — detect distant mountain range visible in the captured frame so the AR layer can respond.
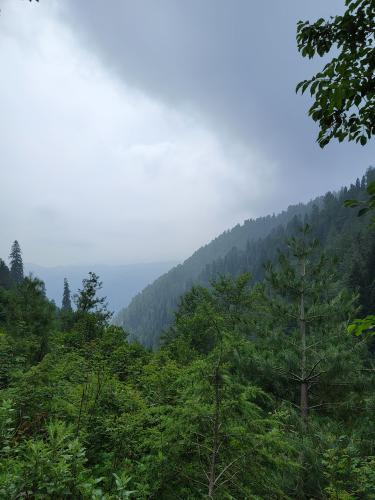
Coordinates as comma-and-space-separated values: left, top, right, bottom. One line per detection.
26, 262, 175, 314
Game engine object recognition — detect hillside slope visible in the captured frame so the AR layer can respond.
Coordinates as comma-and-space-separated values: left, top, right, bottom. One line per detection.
115, 197, 325, 347
116, 169, 374, 349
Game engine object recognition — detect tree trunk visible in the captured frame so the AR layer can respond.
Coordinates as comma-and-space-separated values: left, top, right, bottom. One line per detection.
300, 257, 308, 425
298, 256, 308, 496
208, 363, 220, 499
300, 381, 308, 421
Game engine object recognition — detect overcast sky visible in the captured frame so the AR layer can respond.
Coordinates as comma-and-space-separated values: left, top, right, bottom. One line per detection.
1, 0, 373, 266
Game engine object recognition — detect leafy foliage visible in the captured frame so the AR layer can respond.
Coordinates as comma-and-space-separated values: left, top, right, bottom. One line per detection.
296, 0, 375, 147
348, 315, 375, 336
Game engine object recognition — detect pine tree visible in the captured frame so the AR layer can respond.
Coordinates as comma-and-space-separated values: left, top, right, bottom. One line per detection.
264, 225, 357, 424
9, 240, 24, 284
261, 225, 369, 496
61, 278, 72, 312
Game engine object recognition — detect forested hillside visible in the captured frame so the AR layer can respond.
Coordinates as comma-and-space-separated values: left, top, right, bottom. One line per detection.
116, 198, 321, 348
116, 169, 375, 349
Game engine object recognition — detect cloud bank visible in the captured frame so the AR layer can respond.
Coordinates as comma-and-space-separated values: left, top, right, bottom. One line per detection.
0, 0, 373, 266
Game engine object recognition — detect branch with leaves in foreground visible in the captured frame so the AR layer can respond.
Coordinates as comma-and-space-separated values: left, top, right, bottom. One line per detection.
345, 180, 375, 223
296, 0, 374, 148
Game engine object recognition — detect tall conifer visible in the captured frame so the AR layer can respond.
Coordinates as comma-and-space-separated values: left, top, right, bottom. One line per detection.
265, 226, 356, 423
62, 278, 72, 312
263, 225, 363, 496
9, 240, 24, 284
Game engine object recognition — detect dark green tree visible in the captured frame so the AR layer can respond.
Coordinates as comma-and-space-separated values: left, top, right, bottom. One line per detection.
262, 226, 370, 497
264, 227, 358, 424
6, 276, 55, 363
75, 272, 110, 320
61, 278, 72, 312
73, 272, 112, 341
0, 259, 11, 289
296, 0, 374, 147
9, 241, 24, 285
162, 276, 297, 498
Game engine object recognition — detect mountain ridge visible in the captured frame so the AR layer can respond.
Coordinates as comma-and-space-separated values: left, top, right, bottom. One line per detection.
115, 195, 327, 347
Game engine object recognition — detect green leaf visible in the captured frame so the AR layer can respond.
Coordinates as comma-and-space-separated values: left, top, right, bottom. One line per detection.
344, 199, 360, 207
358, 207, 370, 217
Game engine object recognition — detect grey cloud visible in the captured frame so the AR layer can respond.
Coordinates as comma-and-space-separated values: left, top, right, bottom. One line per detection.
1, 0, 374, 268
0, 2, 264, 266
60, 0, 374, 209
